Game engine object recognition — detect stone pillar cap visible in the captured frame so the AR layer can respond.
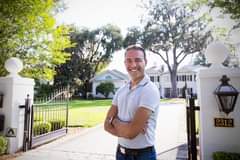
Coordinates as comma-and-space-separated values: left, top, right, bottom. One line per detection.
4, 57, 23, 77
205, 41, 229, 67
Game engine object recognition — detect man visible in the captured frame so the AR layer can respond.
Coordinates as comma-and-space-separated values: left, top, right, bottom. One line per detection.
104, 44, 160, 160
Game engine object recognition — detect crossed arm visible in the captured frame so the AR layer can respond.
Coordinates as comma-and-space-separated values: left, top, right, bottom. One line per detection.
104, 104, 152, 139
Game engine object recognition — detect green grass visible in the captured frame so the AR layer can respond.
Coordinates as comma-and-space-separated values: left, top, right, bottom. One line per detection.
69, 99, 112, 108
160, 98, 185, 104
68, 99, 112, 127
33, 98, 185, 128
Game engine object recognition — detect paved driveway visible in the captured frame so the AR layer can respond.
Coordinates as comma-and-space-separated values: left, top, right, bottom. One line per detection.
6, 103, 187, 160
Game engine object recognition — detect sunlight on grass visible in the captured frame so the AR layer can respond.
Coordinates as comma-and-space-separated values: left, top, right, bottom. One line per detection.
68, 99, 112, 127
160, 98, 185, 104
68, 106, 109, 127
67, 98, 184, 127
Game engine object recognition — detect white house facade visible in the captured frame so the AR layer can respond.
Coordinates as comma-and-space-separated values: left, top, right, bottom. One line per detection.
145, 65, 163, 97
161, 65, 201, 98
90, 69, 129, 98
146, 65, 204, 98
90, 65, 203, 99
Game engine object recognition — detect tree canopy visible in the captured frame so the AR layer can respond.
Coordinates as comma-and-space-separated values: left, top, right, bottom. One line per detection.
54, 24, 123, 97
124, 0, 212, 97
0, 0, 72, 80
210, 0, 240, 21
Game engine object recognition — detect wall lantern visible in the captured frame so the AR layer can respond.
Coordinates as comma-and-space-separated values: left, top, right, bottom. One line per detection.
0, 93, 3, 108
214, 75, 239, 115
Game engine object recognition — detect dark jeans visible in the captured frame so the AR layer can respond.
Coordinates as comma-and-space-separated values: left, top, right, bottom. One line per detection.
116, 146, 157, 160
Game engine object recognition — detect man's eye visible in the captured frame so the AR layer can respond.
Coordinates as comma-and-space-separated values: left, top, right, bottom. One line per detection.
126, 59, 132, 63
135, 58, 143, 62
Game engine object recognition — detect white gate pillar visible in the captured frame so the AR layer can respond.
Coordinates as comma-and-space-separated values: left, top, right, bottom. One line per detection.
197, 42, 240, 160
0, 57, 34, 153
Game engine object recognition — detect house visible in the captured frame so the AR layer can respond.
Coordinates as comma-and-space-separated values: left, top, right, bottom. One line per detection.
90, 69, 129, 98
146, 65, 204, 98
91, 65, 203, 99
160, 65, 204, 98
145, 65, 164, 96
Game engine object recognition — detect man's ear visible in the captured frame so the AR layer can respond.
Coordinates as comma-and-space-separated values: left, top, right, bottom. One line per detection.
145, 59, 147, 65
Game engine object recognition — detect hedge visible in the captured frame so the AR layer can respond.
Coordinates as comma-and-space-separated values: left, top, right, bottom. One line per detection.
213, 151, 240, 160
49, 120, 65, 131
0, 136, 7, 155
33, 121, 51, 136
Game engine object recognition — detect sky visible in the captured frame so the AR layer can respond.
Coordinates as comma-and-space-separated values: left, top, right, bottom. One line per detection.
56, 0, 143, 35
56, 0, 164, 73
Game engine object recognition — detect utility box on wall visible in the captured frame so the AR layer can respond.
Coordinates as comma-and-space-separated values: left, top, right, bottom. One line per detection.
0, 114, 4, 131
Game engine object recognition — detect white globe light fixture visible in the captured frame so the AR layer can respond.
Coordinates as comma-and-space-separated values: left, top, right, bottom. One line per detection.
204, 41, 229, 68
4, 57, 23, 77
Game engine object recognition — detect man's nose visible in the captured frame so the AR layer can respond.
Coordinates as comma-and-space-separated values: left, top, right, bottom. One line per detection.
130, 61, 137, 67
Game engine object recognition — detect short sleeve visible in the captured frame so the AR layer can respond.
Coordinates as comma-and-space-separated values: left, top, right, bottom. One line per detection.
112, 89, 119, 106
139, 84, 160, 112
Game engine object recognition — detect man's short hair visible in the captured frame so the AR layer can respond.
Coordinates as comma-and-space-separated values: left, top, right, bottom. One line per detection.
125, 44, 146, 59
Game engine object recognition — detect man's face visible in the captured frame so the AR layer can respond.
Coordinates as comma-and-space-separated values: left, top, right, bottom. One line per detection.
124, 49, 147, 82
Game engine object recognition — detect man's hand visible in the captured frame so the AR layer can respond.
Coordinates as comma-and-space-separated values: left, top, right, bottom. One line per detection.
104, 105, 118, 136
141, 122, 148, 134
111, 107, 151, 139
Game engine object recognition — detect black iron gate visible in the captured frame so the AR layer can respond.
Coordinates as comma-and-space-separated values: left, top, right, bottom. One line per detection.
23, 87, 69, 151
186, 95, 200, 160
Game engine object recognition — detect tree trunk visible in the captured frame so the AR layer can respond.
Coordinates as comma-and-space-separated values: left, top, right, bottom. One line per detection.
170, 69, 178, 98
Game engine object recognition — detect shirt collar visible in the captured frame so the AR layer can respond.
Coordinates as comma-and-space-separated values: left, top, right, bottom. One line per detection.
127, 74, 149, 89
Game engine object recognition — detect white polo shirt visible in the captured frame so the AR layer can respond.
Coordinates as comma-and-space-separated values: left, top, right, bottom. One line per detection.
112, 75, 160, 149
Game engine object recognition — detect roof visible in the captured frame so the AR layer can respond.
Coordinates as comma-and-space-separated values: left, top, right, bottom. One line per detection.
161, 65, 206, 74
178, 65, 206, 73
146, 65, 164, 74
90, 69, 129, 82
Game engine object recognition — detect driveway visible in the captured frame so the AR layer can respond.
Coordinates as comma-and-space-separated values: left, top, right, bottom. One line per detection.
5, 103, 187, 160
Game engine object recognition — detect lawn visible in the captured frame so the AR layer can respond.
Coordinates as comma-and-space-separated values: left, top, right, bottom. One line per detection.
160, 98, 185, 104
68, 99, 112, 127
67, 98, 185, 127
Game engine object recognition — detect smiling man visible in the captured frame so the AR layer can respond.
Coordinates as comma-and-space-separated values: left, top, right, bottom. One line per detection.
104, 44, 160, 160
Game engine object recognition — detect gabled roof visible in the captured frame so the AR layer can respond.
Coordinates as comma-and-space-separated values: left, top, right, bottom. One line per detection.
90, 69, 129, 82
161, 65, 205, 74
178, 65, 206, 73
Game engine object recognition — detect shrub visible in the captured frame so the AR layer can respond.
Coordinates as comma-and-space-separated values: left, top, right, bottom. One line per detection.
213, 151, 240, 160
0, 136, 7, 155
49, 120, 65, 131
96, 82, 115, 98
33, 121, 51, 136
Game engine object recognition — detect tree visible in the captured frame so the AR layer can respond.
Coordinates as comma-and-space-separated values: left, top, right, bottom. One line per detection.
54, 24, 123, 97
193, 53, 209, 66
0, 0, 71, 80
188, 0, 240, 29
123, 27, 143, 47
96, 82, 115, 98
210, 1, 240, 21
124, 0, 211, 97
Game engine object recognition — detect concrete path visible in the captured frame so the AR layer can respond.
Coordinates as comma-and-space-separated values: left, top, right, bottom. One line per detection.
5, 103, 187, 160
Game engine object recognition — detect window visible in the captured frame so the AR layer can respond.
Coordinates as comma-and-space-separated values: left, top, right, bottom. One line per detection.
164, 88, 171, 98
105, 75, 112, 80
183, 75, 186, 81
150, 76, 154, 82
